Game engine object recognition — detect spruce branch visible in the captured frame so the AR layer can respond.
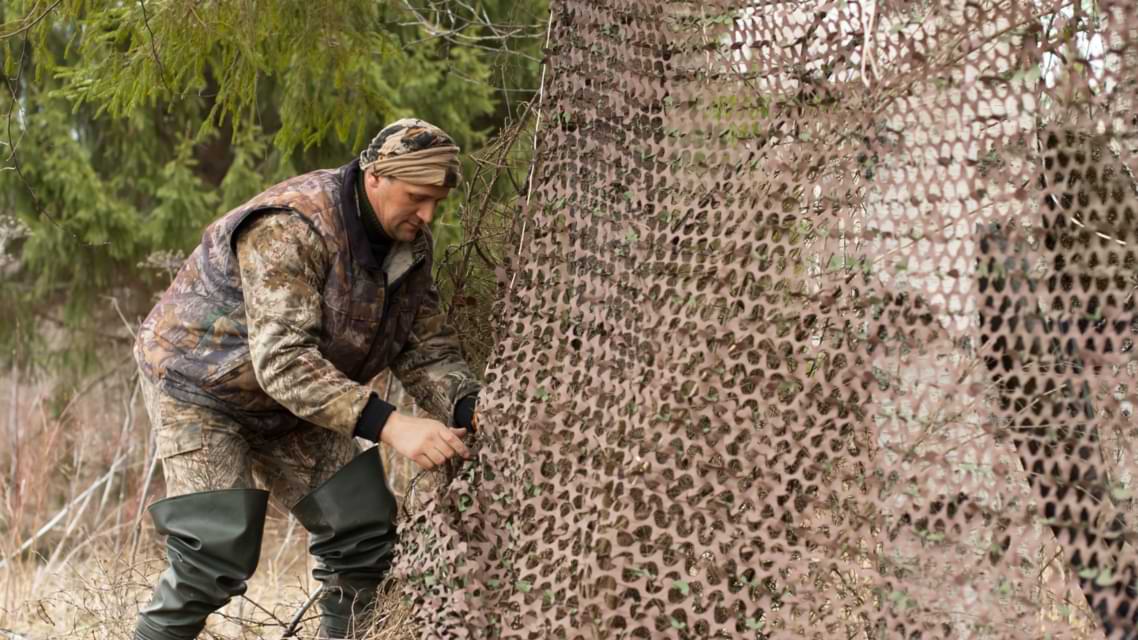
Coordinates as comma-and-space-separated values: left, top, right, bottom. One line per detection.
0, 0, 63, 41
2, 32, 98, 247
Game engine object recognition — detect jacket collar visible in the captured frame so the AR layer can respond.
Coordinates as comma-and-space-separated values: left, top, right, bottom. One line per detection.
338, 160, 428, 280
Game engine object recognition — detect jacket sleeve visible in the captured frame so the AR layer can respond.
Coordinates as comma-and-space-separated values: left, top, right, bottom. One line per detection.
234, 212, 371, 437
389, 271, 482, 426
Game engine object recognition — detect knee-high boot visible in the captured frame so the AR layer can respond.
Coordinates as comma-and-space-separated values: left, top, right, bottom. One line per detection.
134, 489, 269, 640
292, 448, 398, 639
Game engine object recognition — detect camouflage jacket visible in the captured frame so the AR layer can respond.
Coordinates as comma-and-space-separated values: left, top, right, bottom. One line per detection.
134, 160, 481, 437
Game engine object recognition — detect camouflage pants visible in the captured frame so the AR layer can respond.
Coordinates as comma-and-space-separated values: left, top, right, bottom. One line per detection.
139, 376, 360, 509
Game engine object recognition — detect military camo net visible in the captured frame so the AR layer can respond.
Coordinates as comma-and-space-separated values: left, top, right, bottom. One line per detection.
396, 1, 1138, 637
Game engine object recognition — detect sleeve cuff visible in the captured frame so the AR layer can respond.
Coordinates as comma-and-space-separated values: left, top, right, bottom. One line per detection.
352, 392, 397, 442
453, 393, 478, 431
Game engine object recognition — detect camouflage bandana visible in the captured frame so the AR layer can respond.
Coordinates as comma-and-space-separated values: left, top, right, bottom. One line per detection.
359, 118, 462, 188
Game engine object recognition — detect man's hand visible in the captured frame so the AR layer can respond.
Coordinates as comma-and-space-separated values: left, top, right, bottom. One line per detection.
380, 413, 470, 470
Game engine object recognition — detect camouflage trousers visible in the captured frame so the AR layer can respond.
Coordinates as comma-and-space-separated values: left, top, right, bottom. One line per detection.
139, 376, 360, 508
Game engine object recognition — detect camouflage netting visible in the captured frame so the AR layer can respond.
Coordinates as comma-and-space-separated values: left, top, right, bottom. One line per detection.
396, 1, 1138, 637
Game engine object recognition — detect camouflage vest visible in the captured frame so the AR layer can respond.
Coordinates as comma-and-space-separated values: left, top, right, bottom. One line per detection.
135, 160, 432, 432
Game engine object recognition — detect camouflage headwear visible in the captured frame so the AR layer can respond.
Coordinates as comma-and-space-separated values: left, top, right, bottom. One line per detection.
359, 118, 462, 188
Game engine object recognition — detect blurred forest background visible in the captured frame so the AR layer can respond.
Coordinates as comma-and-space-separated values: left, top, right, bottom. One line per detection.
0, 0, 547, 637
2, 0, 1137, 638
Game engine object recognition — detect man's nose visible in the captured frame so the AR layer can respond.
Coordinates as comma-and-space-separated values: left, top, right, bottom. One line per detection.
417, 202, 436, 225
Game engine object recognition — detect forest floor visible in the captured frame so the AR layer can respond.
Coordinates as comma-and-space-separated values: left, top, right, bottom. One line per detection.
0, 368, 425, 639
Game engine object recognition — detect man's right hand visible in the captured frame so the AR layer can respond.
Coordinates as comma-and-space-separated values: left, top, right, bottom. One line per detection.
380, 413, 471, 470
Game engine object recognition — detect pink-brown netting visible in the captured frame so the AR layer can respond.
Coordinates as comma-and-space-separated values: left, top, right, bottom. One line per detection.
397, 1, 1138, 637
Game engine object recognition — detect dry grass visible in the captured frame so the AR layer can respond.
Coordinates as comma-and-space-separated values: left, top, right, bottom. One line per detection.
0, 366, 427, 639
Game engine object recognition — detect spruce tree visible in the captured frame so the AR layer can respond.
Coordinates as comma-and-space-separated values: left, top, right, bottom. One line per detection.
0, 0, 546, 377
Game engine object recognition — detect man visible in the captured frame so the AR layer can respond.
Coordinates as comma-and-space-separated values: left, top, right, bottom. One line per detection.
132, 118, 481, 639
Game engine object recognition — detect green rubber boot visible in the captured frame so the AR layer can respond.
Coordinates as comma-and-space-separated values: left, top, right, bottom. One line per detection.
292, 447, 398, 639
134, 489, 269, 640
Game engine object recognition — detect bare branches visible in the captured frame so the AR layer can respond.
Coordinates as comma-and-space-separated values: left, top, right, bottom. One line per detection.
236, 593, 289, 628
128, 430, 160, 566
510, 8, 555, 295
398, 0, 545, 63
280, 588, 323, 638
399, 0, 546, 44
445, 110, 532, 319
0, 450, 129, 570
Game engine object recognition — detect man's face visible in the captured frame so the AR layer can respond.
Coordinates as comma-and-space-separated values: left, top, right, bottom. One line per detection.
364, 173, 451, 242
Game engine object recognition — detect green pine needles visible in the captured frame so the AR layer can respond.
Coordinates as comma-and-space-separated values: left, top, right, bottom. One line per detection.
0, 0, 546, 375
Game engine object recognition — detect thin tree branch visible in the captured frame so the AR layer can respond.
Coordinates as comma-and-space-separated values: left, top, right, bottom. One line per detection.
2, 30, 108, 246
0, 451, 128, 570
510, 8, 555, 294
128, 428, 160, 565
280, 588, 323, 638
137, 0, 174, 97
237, 593, 289, 628
0, 0, 63, 41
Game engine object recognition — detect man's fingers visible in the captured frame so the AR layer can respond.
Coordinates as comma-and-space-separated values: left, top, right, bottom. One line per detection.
443, 429, 471, 458
413, 425, 474, 469
433, 437, 461, 461
424, 447, 448, 467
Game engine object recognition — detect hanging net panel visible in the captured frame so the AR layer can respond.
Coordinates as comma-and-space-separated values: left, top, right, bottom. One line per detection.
397, 1, 1138, 638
